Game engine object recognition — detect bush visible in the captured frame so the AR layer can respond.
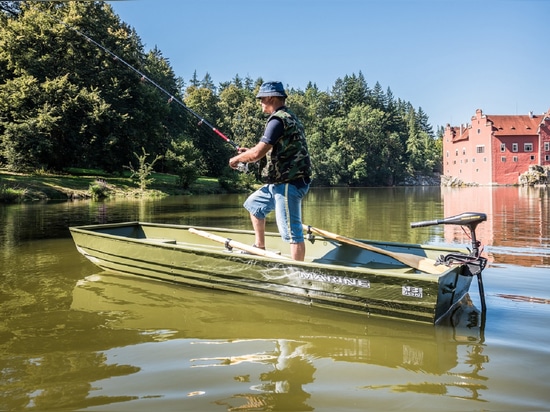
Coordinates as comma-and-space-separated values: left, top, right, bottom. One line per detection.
88, 179, 110, 199
218, 167, 257, 193
0, 185, 26, 203
125, 148, 163, 191
165, 139, 205, 189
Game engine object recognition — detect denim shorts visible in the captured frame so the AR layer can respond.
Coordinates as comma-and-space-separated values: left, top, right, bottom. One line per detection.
243, 182, 310, 243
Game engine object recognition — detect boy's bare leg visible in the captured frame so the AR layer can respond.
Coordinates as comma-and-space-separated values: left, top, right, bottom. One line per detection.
250, 214, 266, 249
291, 242, 305, 261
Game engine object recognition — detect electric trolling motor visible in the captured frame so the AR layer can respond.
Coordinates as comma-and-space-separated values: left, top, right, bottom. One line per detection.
411, 212, 488, 311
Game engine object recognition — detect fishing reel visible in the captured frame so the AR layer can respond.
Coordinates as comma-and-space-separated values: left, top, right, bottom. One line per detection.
236, 162, 249, 173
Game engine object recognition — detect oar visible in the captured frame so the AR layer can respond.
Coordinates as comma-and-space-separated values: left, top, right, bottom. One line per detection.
189, 228, 291, 260
302, 224, 448, 275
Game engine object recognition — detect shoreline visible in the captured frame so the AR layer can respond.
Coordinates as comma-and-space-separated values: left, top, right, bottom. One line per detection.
0, 170, 229, 203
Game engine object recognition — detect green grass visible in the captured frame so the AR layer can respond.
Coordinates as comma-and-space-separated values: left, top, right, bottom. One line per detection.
0, 168, 235, 203
0, 185, 27, 203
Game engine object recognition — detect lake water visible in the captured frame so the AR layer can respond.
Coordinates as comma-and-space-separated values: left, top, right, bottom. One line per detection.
1, 186, 549, 411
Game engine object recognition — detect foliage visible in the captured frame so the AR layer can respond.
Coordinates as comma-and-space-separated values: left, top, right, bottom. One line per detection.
0, 2, 442, 187
218, 167, 257, 193
125, 147, 162, 191
164, 139, 204, 189
0, 184, 25, 203
0, 2, 182, 173
183, 85, 234, 176
88, 179, 110, 199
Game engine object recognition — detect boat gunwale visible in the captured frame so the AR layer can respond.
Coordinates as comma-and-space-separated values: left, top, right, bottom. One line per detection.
69, 221, 467, 280
69, 221, 468, 253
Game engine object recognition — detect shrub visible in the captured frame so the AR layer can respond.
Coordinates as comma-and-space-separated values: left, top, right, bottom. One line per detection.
0, 185, 26, 203
164, 140, 205, 189
88, 179, 109, 199
125, 148, 163, 191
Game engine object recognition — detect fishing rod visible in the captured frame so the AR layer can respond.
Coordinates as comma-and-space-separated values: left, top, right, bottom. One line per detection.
50, 8, 240, 151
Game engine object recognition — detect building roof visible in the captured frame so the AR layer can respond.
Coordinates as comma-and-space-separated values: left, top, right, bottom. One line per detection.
447, 109, 550, 143
450, 126, 469, 143
486, 114, 541, 137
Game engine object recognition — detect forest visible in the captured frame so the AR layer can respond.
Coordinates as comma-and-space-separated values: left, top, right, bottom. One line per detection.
0, 1, 442, 187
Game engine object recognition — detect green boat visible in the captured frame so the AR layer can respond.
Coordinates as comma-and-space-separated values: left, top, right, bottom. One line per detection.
69, 212, 487, 324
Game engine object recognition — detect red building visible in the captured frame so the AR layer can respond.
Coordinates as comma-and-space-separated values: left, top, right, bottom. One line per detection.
443, 108, 550, 185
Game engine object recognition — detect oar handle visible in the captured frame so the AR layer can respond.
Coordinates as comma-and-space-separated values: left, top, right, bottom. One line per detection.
189, 228, 290, 260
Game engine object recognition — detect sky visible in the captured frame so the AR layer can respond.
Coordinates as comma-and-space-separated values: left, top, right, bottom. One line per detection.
109, 0, 549, 129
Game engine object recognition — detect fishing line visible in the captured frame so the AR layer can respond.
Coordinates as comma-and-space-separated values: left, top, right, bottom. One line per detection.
37, 4, 241, 151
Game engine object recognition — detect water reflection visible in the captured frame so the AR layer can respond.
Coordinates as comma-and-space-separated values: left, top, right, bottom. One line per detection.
1, 260, 487, 410
60, 272, 486, 410
202, 339, 316, 411
441, 186, 550, 266
0, 195, 254, 246
2, 187, 549, 258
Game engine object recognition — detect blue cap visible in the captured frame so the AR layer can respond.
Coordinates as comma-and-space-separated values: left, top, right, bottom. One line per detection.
256, 81, 288, 98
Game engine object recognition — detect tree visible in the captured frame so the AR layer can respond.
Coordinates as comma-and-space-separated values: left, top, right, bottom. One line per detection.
0, 3, 443, 185
370, 81, 386, 109
189, 70, 200, 87
126, 147, 162, 191
201, 72, 215, 92
183, 85, 230, 176
330, 72, 369, 116
404, 106, 440, 175
164, 139, 204, 189
416, 107, 434, 138
0, 2, 183, 173
218, 84, 263, 150
341, 105, 404, 186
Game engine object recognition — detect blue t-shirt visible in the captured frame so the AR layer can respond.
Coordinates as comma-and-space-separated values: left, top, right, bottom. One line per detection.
260, 117, 284, 146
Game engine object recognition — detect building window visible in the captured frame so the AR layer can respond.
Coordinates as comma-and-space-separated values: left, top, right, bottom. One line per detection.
524, 143, 533, 152
545, 155, 550, 161
455, 149, 458, 156
512, 143, 518, 152
472, 158, 476, 163
462, 147, 466, 155
545, 142, 550, 151
513, 156, 518, 162
501, 157, 506, 162
446, 151, 449, 158
476, 145, 485, 153
500, 144, 506, 152
477, 129, 481, 134
531, 155, 535, 161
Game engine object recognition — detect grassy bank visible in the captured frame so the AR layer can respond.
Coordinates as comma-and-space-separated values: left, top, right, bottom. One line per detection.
0, 168, 228, 203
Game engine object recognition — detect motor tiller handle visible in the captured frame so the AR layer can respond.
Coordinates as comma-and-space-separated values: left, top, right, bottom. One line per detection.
411, 212, 487, 228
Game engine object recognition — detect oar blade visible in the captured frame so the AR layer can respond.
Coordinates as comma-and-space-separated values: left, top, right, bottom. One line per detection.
303, 224, 447, 275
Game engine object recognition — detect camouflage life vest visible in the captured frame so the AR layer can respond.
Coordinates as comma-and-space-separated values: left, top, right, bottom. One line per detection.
263, 107, 311, 184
